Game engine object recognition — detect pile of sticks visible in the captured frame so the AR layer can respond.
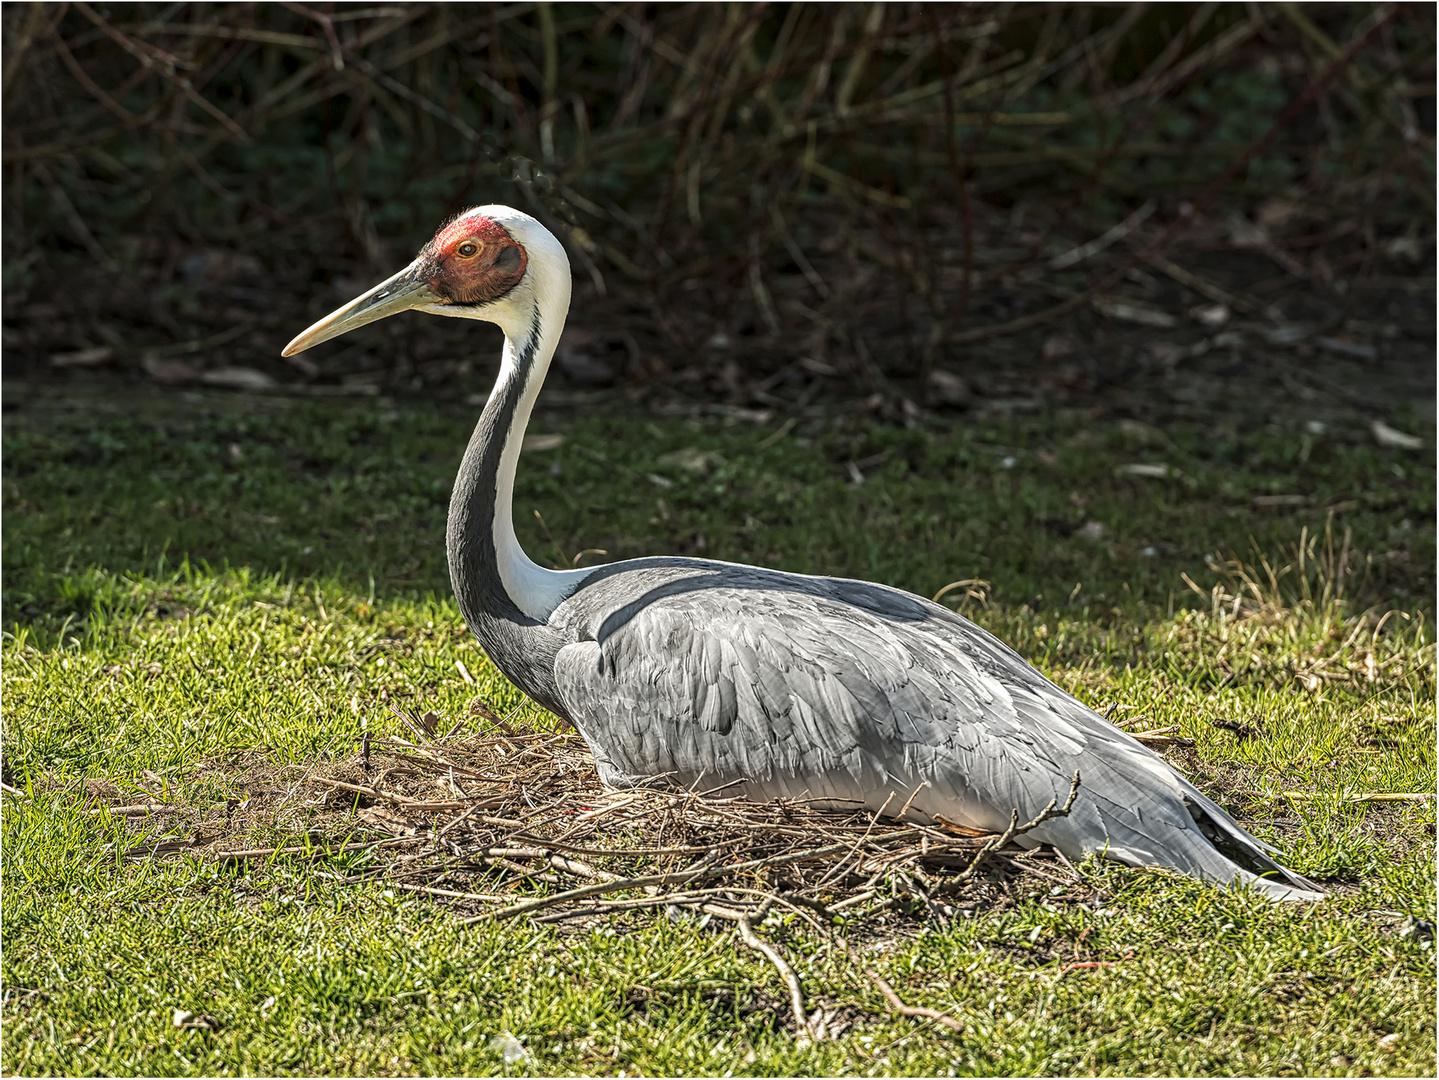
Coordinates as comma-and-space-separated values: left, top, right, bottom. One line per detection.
318, 705, 1084, 1040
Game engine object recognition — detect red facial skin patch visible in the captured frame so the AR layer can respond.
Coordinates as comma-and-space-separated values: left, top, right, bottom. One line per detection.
419, 213, 528, 306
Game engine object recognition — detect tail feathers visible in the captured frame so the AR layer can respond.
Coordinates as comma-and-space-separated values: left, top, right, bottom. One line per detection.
1237, 868, 1326, 902
1179, 790, 1324, 901
1093, 827, 1324, 901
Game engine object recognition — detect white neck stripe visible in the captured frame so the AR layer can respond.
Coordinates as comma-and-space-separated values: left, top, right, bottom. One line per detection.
487, 257, 589, 621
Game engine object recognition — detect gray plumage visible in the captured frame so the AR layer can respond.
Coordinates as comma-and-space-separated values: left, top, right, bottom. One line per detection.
284, 205, 1323, 902
543, 559, 1320, 899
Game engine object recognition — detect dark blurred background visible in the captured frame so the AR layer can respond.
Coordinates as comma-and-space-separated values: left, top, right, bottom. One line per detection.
2, 2, 1434, 421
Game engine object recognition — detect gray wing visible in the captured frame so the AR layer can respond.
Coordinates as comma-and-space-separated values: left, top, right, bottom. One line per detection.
549, 563, 1319, 899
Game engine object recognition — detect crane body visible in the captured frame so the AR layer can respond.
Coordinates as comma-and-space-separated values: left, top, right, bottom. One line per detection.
285, 205, 1322, 901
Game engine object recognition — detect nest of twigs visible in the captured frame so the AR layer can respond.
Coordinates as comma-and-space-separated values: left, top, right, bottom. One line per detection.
239, 702, 1078, 1038
94, 700, 1092, 1039
322, 702, 1079, 926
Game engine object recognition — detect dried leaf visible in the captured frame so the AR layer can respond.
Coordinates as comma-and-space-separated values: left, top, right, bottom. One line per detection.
172, 1008, 214, 1030
1092, 296, 1177, 328
49, 346, 114, 368
200, 367, 277, 392
143, 355, 200, 384
554, 347, 617, 387
1256, 198, 1302, 228
659, 447, 725, 474
1042, 334, 1076, 360
489, 1034, 526, 1064
1226, 212, 1269, 247
1188, 303, 1230, 328
1117, 463, 1172, 479
926, 368, 971, 406
357, 805, 420, 837
1371, 421, 1422, 450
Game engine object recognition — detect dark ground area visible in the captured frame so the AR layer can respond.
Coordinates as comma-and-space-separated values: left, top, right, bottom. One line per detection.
2, 4, 1434, 618
4, 5, 1434, 442
7, 201, 1433, 456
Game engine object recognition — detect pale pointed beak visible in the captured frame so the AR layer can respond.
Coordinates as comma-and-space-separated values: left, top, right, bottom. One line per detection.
282, 261, 439, 356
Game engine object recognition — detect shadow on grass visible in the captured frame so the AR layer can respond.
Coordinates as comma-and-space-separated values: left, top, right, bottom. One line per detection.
3, 387, 461, 631
6, 380, 1435, 639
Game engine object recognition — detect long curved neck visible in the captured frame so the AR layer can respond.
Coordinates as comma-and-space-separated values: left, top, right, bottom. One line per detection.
445, 267, 589, 634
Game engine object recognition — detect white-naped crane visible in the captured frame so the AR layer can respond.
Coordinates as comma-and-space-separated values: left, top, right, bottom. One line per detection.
284, 205, 1322, 900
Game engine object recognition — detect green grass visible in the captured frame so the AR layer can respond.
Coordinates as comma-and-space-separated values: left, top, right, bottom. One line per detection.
3, 385, 1435, 1076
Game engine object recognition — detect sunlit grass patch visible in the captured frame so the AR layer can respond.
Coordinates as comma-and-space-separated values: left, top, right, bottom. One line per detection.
2, 388, 1434, 1076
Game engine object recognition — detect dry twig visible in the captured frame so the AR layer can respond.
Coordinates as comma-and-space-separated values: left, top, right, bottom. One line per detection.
736, 911, 816, 1044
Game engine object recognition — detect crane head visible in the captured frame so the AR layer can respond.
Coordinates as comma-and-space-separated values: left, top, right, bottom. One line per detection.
282, 209, 532, 356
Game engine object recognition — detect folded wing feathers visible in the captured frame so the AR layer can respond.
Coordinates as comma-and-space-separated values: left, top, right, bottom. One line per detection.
551, 565, 1316, 897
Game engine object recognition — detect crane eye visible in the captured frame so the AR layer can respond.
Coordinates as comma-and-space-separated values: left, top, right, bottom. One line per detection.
457, 241, 480, 258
